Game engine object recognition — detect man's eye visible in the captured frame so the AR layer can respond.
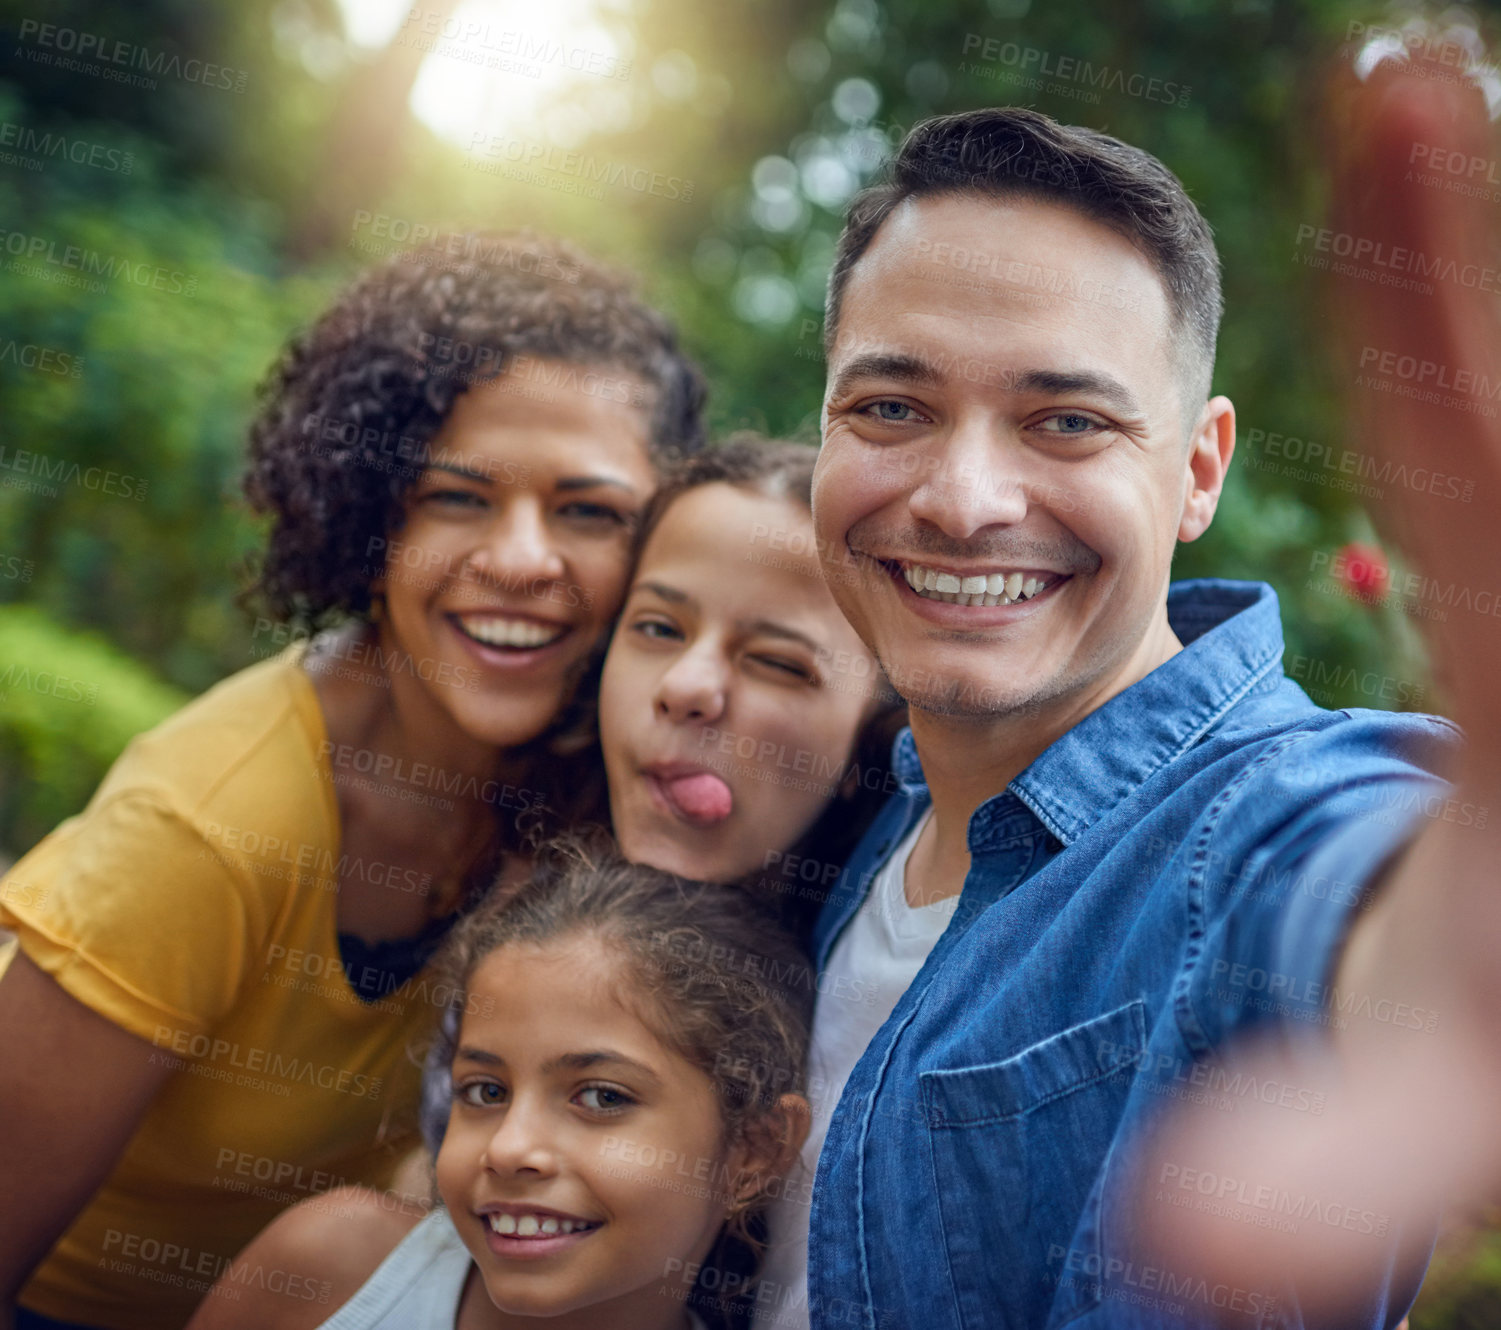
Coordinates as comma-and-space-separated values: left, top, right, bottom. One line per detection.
458, 1080, 506, 1107
1037, 412, 1105, 435
576, 1084, 635, 1113
858, 400, 924, 423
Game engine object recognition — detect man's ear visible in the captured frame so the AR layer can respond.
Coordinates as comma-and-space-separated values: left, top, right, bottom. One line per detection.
1179, 395, 1236, 543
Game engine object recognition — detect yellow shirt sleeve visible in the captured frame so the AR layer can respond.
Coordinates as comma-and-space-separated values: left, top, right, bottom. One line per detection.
0, 789, 264, 1041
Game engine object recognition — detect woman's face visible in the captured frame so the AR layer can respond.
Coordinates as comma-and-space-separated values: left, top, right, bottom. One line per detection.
600, 483, 882, 883
436, 937, 740, 1321
376, 359, 656, 751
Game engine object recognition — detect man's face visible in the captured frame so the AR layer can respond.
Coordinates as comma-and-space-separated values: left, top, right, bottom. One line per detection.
814, 193, 1207, 723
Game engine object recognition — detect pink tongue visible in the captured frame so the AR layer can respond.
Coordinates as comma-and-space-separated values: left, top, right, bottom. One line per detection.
664, 772, 733, 823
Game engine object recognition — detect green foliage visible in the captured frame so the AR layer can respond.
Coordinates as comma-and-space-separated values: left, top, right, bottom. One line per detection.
0, 603, 186, 851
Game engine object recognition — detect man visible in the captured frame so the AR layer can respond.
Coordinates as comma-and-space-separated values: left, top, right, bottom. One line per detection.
755, 69, 1497, 1329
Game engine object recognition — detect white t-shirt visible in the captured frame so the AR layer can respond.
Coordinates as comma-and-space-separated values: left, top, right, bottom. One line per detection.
752, 810, 954, 1330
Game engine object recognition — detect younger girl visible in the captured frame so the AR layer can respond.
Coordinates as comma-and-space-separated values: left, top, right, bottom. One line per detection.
187, 839, 813, 1330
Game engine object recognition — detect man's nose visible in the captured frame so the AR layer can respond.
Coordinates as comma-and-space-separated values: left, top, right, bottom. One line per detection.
907, 422, 1030, 540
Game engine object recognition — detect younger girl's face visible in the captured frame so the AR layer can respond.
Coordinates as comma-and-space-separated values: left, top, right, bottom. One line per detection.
600, 484, 882, 883
436, 937, 741, 1323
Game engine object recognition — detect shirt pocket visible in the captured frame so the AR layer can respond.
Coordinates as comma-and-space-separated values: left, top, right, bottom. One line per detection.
919, 999, 1147, 1330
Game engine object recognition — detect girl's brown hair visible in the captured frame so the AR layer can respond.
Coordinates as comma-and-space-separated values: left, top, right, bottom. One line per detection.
426, 832, 814, 1326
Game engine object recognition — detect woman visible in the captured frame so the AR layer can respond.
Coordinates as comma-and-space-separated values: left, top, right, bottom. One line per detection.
0, 230, 706, 1330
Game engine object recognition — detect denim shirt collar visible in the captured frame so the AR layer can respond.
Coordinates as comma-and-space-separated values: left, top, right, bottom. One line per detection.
890, 579, 1287, 850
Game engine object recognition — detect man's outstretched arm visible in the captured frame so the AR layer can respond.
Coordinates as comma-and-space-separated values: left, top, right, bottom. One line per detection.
1145, 32, 1501, 1316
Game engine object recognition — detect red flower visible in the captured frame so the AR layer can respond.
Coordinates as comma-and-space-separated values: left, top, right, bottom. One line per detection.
1336, 542, 1389, 599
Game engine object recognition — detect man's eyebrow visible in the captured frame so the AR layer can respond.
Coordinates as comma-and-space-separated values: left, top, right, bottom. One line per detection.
543, 1050, 663, 1086
1010, 368, 1143, 416
828, 352, 945, 399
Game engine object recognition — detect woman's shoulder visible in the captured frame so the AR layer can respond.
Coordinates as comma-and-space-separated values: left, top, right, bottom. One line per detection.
96, 643, 332, 824
186, 1186, 431, 1330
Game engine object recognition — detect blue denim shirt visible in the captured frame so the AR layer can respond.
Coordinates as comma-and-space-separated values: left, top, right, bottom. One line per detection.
806, 580, 1462, 1330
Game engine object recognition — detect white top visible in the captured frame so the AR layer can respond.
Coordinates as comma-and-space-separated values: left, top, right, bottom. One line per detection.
316, 1207, 706, 1330
751, 811, 954, 1330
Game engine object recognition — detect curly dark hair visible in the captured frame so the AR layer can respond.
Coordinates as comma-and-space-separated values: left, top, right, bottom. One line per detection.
243, 230, 708, 627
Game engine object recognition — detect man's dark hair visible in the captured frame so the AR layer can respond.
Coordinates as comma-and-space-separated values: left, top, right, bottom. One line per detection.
826, 107, 1223, 409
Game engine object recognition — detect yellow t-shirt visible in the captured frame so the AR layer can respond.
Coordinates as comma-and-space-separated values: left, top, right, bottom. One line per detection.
0, 646, 448, 1330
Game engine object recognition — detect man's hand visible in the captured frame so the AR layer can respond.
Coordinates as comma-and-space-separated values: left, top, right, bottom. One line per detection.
1139, 24, 1501, 1316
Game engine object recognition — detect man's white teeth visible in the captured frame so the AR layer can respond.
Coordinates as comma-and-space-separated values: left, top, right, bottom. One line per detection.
901, 563, 1051, 606
488, 1212, 591, 1236
456, 616, 565, 649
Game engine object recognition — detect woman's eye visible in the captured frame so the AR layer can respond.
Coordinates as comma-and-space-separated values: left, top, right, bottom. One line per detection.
423, 488, 487, 509
857, 399, 924, 424
1036, 412, 1106, 435
458, 1080, 506, 1107
576, 1084, 634, 1114
559, 501, 628, 524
